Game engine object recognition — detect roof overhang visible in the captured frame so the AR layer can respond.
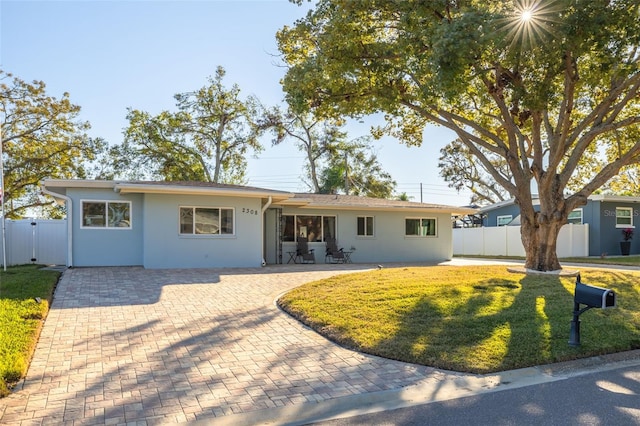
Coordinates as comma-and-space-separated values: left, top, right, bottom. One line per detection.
272, 199, 477, 215
114, 183, 291, 202
41, 179, 293, 202
588, 194, 640, 203
43, 179, 116, 189
478, 197, 543, 213
478, 194, 640, 214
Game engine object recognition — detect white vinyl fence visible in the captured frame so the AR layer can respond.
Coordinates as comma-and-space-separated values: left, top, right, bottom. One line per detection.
0, 219, 67, 266
453, 223, 589, 258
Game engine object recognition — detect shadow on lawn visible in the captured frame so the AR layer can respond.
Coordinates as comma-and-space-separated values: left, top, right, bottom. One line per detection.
373, 272, 640, 374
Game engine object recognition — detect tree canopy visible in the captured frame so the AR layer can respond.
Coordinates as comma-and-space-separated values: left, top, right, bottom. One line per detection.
438, 138, 512, 206
0, 70, 103, 218
261, 108, 396, 196
606, 166, 640, 196
277, 0, 640, 271
116, 66, 264, 184
261, 108, 347, 192
317, 136, 396, 198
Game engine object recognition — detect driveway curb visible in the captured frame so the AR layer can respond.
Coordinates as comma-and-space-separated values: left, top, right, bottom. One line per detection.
194, 350, 640, 426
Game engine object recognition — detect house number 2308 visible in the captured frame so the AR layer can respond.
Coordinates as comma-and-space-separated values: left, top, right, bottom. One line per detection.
242, 208, 258, 215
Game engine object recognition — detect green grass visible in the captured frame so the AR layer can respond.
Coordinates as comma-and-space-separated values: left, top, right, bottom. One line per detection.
561, 255, 640, 266
278, 266, 640, 374
0, 265, 60, 397
456, 254, 640, 267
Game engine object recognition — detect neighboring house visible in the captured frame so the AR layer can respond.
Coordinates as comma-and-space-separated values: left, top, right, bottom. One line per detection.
41, 179, 475, 269
479, 195, 640, 256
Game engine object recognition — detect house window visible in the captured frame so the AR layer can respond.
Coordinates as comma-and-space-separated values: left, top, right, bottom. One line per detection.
282, 215, 336, 242
357, 216, 374, 237
497, 215, 513, 226
81, 201, 131, 229
322, 216, 336, 241
405, 218, 437, 237
616, 207, 633, 228
567, 209, 583, 224
282, 215, 295, 242
179, 207, 234, 235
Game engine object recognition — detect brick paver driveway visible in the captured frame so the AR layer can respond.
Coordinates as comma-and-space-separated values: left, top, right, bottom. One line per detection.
0, 265, 439, 425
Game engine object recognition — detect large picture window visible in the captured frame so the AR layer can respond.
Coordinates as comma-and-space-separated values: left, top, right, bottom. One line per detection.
357, 216, 374, 237
282, 215, 336, 242
81, 201, 131, 229
180, 207, 234, 235
405, 218, 437, 237
616, 207, 633, 228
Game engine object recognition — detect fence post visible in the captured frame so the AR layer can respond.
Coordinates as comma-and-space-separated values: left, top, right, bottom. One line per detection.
31, 220, 37, 262
482, 226, 486, 256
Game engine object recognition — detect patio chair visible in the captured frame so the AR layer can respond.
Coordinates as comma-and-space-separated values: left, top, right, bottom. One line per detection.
296, 236, 316, 264
325, 237, 345, 263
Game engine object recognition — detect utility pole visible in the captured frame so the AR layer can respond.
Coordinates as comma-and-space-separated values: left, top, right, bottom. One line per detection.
344, 152, 349, 195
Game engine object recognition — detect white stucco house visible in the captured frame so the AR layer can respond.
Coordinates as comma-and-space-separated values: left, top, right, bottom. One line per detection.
41, 179, 475, 268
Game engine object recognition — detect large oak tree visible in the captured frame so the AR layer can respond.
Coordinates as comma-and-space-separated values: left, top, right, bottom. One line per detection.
1, 70, 103, 218
118, 66, 264, 184
277, 0, 640, 271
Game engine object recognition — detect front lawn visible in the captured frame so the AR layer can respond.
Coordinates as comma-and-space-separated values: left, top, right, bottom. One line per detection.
278, 266, 640, 374
561, 255, 640, 267
0, 265, 60, 397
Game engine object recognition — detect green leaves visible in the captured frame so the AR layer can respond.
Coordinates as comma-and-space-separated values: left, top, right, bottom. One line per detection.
0, 69, 99, 218
318, 136, 396, 198
279, 0, 640, 269
261, 107, 395, 197
117, 66, 264, 184
438, 138, 511, 206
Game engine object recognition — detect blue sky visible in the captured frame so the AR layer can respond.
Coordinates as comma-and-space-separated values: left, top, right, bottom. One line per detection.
1, 0, 472, 206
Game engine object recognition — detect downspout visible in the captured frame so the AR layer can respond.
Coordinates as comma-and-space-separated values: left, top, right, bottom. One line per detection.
40, 184, 73, 268
261, 196, 272, 266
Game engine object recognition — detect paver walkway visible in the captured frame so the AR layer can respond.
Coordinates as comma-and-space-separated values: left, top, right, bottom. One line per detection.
0, 265, 446, 425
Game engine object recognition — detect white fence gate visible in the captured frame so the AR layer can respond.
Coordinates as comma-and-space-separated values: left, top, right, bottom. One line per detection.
453, 223, 589, 258
0, 219, 67, 266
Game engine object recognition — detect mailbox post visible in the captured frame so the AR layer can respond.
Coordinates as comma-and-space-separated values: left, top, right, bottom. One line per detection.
569, 273, 616, 346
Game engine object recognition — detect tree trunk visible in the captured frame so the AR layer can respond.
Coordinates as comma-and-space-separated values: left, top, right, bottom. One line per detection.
520, 215, 563, 271
307, 148, 321, 193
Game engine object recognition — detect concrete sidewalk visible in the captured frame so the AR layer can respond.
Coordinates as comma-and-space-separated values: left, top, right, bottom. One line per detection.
1, 260, 638, 425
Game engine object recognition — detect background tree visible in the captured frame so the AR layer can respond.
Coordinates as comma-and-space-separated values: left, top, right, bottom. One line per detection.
261, 108, 346, 192
604, 166, 640, 196
0, 70, 104, 218
278, 0, 640, 271
438, 139, 512, 206
317, 137, 396, 198
395, 192, 413, 201
262, 108, 396, 196
117, 66, 264, 183
119, 110, 212, 181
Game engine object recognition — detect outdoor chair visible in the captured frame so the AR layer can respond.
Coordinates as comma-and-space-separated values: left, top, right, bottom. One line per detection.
325, 237, 345, 263
296, 236, 316, 264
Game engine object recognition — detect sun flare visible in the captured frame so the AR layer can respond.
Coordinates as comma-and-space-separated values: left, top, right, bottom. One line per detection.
520, 8, 534, 22
501, 0, 562, 50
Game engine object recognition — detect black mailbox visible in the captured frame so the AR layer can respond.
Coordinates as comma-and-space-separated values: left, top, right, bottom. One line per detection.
569, 273, 617, 346
575, 282, 616, 309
